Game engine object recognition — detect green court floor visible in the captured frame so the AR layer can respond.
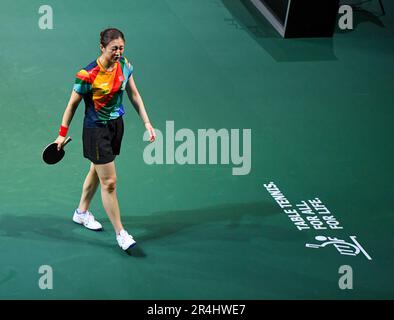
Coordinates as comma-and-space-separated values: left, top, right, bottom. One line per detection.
0, 0, 393, 299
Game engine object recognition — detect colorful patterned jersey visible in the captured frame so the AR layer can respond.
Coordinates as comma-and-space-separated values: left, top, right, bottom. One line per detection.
73, 57, 133, 127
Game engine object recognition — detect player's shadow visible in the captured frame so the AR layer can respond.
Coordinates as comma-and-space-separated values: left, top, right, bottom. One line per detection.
123, 202, 304, 244
0, 202, 303, 257
0, 214, 113, 246
219, 0, 338, 62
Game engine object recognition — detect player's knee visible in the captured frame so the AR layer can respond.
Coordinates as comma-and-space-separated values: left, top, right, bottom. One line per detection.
102, 177, 117, 193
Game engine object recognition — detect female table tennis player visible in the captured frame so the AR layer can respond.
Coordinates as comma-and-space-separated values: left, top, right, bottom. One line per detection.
54, 28, 156, 252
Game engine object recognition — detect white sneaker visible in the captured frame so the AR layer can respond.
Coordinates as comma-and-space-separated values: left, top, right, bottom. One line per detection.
116, 230, 136, 251
72, 210, 103, 231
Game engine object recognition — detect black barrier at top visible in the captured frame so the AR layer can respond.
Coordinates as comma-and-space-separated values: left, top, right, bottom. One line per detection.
250, 0, 340, 38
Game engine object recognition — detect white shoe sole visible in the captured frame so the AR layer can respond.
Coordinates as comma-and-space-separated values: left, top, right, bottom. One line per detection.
121, 240, 137, 252
73, 219, 103, 231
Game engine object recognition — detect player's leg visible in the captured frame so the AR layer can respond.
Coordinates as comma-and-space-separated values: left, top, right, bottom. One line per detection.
94, 160, 136, 250
78, 162, 100, 212
72, 162, 103, 231
94, 160, 123, 232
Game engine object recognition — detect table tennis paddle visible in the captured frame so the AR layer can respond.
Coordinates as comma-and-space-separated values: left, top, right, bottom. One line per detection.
42, 136, 72, 165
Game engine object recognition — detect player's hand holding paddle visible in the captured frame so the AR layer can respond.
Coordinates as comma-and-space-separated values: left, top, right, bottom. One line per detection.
42, 136, 72, 165
42, 125, 72, 165
54, 135, 67, 151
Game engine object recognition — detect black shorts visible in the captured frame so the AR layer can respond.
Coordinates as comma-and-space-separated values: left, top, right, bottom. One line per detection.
83, 117, 124, 164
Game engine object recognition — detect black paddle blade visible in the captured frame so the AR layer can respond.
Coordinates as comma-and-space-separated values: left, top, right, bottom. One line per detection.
42, 137, 72, 165
42, 143, 65, 164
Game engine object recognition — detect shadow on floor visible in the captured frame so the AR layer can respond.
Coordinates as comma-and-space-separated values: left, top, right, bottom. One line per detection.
219, 0, 338, 62
122, 201, 305, 243
0, 201, 307, 257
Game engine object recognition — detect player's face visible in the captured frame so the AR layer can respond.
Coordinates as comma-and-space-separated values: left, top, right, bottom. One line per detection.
101, 38, 125, 63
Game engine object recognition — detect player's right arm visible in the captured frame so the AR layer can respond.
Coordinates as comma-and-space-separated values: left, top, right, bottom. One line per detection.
54, 90, 83, 149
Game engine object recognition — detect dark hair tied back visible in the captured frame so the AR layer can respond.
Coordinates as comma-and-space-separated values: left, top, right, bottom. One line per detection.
100, 28, 125, 47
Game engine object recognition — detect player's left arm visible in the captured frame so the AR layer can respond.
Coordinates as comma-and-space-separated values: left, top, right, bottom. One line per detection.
126, 75, 156, 142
